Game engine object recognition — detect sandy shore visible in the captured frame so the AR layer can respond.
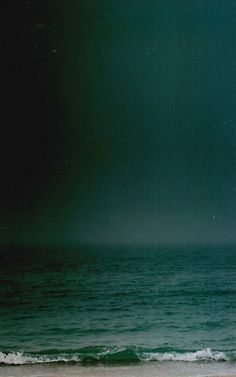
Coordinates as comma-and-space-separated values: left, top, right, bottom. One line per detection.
0, 362, 235, 377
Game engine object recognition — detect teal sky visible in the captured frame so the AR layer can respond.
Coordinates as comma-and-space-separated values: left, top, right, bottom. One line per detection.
1, 1, 236, 245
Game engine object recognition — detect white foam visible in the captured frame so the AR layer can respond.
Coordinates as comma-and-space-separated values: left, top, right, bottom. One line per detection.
140, 348, 229, 362
0, 348, 230, 365
0, 352, 80, 365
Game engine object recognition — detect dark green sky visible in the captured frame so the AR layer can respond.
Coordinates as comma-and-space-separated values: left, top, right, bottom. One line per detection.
1, 1, 236, 245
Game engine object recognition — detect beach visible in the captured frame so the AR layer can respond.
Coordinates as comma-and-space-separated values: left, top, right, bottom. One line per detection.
0, 362, 236, 377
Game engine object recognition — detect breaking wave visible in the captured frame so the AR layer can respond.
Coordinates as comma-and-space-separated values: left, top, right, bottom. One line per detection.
0, 347, 234, 365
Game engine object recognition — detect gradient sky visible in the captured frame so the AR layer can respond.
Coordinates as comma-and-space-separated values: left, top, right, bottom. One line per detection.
1, 0, 236, 245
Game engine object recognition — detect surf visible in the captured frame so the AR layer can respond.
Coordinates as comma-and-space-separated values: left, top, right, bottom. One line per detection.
0, 347, 234, 365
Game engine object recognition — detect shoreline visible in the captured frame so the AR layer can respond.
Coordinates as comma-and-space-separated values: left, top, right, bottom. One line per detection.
0, 362, 235, 377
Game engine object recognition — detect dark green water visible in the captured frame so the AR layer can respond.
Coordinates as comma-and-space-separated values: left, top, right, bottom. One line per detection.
0, 245, 235, 365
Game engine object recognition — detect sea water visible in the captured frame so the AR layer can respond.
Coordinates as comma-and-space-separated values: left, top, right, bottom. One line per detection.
0, 244, 235, 376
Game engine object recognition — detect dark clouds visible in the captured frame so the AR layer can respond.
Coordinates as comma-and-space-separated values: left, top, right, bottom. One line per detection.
1, 1, 236, 245
1, 1, 65, 212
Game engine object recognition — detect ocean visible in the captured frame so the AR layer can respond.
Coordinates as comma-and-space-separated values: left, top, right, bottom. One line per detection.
0, 244, 235, 376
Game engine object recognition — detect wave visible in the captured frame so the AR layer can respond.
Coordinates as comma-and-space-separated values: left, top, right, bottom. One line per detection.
0, 347, 234, 365
140, 348, 230, 362
0, 352, 80, 365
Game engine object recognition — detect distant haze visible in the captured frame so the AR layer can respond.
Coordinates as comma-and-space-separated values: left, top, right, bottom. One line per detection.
1, 1, 236, 245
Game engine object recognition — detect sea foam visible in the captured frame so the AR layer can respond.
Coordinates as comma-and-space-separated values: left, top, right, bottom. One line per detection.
140, 348, 229, 362
0, 352, 80, 365
0, 348, 231, 365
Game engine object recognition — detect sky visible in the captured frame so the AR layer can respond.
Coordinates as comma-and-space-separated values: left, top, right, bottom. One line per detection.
1, 0, 236, 245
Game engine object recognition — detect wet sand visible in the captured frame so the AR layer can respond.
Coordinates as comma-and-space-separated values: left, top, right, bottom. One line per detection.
0, 362, 235, 377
